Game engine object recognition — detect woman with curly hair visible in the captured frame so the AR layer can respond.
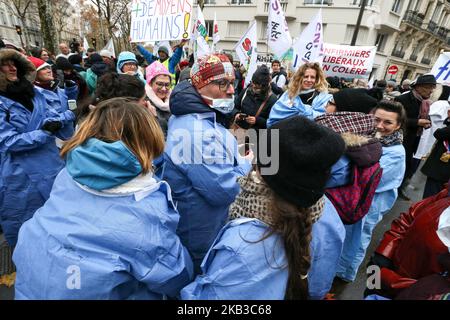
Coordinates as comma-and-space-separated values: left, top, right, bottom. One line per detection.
267, 62, 332, 127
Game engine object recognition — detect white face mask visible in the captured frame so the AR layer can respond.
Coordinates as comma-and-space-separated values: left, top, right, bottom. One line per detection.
202, 95, 235, 114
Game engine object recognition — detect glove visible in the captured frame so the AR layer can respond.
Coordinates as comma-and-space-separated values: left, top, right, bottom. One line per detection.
41, 121, 62, 134
64, 80, 76, 88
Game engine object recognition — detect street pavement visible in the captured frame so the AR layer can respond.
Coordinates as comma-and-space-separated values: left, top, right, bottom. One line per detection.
0, 168, 429, 300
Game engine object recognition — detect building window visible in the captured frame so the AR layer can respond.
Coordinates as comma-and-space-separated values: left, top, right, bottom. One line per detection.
260, 21, 268, 40
391, 0, 403, 13
204, 0, 216, 4
205, 20, 214, 38
227, 21, 249, 37
304, 0, 333, 4
230, 0, 252, 4
344, 25, 368, 45
374, 33, 387, 52
0, 9, 8, 26
351, 0, 374, 6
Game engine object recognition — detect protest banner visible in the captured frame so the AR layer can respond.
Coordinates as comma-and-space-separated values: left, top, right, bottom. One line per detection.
235, 21, 258, 85
292, 9, 323, 71
268, 0, 292, 59
322, 43, 376, 79
130, 0, 193, 42
430, 52, 450, 85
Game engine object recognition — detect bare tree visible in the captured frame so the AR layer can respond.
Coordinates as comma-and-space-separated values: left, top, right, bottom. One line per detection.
51, 0, 73, 45
1, 0, 33, 48
35, 0, 56, 54
89, 0, 131, 50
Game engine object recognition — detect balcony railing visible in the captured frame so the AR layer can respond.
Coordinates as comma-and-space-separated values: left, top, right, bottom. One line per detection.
392, 49, 405, 58
409, 54, 418, 62
264, 1, 288, 12
421, 57, 431, 65
427, 21, 438, 33
403, 10, 424, 28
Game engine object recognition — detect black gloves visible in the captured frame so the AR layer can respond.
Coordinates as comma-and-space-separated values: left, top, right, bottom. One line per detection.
64, 80, 76, 88
41, 121, 62, 134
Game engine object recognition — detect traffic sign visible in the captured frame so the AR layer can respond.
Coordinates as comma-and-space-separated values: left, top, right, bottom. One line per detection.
388, 65, 398, 75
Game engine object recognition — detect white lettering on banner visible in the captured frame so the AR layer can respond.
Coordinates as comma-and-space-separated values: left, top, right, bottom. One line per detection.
322, 43, 376, 79
430, 52, 450, 85
130, 0, 193, 42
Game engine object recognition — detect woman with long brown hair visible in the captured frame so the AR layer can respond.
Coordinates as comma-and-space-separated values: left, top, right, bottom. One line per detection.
13, 98, 193, 299
181, 116, 346, 299
267, 62, 332, 127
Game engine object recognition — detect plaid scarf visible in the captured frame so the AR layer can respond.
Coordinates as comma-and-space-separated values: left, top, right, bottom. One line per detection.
315, 112, 376, 136
229, 171, 325, 226
374, 130, 403, 146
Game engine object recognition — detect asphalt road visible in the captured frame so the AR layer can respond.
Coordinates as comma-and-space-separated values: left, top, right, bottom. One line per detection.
0, 168, 428, 301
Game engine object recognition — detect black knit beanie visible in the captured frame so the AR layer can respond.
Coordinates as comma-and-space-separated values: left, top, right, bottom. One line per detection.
55, 57, 73, 71
252, 65, 271, 86
333, 88, 378, 114
258, 116, 346, 208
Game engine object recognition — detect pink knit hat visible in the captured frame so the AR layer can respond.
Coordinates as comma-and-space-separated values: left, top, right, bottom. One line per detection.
146, 61, 171, 84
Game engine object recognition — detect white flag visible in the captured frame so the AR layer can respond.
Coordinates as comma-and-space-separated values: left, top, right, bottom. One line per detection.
102, 38, 116, 58
211, 12, 220, 52
292, 9, 323, 71
268, 0, 292, 58
83, 37, 90, 51
194, 6, 211, 59
235, 21, 258, 85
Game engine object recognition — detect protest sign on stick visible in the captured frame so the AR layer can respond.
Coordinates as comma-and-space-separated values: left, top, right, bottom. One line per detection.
130, 0, 193, 42
430, 52, 450, 85
322, 43, 376, 79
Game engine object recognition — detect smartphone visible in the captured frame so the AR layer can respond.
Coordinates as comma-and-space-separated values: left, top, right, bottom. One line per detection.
68, 100, 77, 111
238, 113, 248, 120
238, 143, 254, 156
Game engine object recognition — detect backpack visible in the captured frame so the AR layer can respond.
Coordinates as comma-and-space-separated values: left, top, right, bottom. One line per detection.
325, 162, 383, 224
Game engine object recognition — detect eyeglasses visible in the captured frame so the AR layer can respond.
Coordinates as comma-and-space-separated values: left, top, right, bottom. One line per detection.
212, 79, 234, 92
155, 82, 171, 89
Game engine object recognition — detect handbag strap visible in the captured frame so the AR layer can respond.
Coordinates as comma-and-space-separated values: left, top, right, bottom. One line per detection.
255, 92, 272, 118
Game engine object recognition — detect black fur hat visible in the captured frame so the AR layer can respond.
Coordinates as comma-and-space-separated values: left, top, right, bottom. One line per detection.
333, 88, 378, 114
258, 116, 346, 208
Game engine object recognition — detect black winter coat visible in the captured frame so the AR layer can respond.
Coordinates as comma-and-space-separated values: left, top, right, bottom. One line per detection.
421, 118, 450, 182
232, 87, 278, 130
395, 91, 423, 157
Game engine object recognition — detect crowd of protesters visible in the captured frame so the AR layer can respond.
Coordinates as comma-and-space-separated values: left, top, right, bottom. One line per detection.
0, 37, 448, 300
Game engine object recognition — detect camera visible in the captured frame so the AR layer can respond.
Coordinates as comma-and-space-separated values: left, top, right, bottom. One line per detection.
237, 113, 248, 120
